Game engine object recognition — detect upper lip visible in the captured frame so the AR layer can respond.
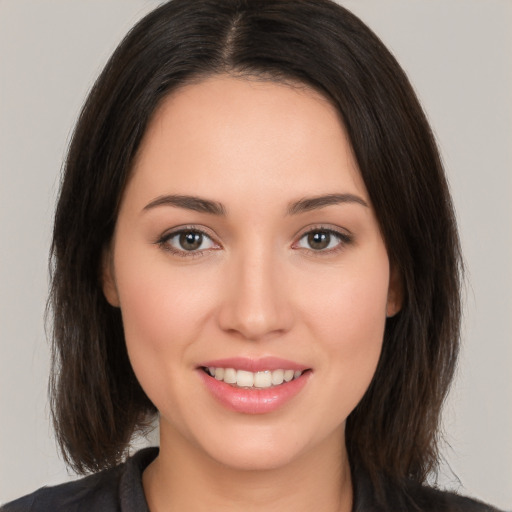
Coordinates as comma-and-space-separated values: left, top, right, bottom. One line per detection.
199, 356, 309, 373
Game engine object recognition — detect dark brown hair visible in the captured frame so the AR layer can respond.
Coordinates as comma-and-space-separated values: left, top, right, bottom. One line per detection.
50, 0, 462, 491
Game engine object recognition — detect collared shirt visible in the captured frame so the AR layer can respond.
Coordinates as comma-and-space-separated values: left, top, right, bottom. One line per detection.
1, 448, 503, 512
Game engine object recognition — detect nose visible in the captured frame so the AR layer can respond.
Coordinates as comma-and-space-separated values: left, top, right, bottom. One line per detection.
217, 248, 294, 341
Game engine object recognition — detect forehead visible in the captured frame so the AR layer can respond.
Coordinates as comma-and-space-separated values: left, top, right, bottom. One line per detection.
127, 75, 368, 210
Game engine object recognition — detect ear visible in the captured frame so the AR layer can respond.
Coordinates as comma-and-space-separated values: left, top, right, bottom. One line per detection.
386, 264, 403, 318
100, 248, 120, 307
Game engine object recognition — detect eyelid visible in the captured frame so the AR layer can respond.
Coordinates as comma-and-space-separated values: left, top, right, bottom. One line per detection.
154, 223, 352, 257
292, 224, 353, 253
156, 225, 222, 257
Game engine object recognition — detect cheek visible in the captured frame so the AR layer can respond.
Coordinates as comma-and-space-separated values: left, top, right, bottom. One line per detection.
300, 251, 389, 398
113, 255, 226, 429
112, 248, 220, 375
305, 257, 389, 340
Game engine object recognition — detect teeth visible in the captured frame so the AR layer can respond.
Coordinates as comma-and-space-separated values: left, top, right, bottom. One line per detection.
223, 368, 237, 384
205, 367, 304, 388
271, 369, 284, 385
254, 371, 272, 388
283, 369, 294, 382
236, 370, 254, 387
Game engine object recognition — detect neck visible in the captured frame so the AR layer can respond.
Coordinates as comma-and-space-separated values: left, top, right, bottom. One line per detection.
143, 422, 353, 512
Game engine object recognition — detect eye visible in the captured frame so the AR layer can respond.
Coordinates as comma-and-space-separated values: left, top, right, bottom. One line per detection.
295, 228, 351, 252
159, 228, 218, 255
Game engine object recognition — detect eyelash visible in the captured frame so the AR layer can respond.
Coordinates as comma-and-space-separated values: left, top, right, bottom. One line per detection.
156, 225, 353, 258
293, 226, 353, 255
156, 226, 219, 258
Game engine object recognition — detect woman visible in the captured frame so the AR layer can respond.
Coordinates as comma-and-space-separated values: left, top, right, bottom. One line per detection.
1, 1, 505, 510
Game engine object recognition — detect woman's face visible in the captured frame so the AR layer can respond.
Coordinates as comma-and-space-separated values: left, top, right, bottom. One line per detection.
103, 76, 400, 471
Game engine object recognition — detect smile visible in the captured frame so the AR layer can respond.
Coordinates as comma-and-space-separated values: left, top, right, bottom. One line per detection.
203, 367, 304, 388
198, 357, 311, 414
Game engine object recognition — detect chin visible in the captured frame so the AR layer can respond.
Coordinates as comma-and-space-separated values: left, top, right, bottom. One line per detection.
192, 421, 345, 473
206, 442, 304, 472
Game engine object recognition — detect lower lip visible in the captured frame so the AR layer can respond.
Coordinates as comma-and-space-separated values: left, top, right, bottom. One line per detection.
198, 370, 311, 414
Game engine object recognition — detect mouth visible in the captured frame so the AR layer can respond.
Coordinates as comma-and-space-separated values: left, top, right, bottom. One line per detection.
201, 367, 307, 389
198, 357, 311, 414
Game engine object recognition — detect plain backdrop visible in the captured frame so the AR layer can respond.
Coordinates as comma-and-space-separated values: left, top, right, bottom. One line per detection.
0, 0, 511, 508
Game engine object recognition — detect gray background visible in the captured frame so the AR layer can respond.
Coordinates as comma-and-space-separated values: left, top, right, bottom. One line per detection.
1, 0, 511, 508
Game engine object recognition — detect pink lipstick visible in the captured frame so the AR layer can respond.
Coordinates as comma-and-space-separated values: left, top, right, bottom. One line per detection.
197, 357, 311, 414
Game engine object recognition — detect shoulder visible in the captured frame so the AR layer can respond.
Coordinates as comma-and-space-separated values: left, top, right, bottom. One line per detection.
353, 465, 505, 512
0, 469, 121, 512
0, 448, 158, 512
406, 484, 505, 512
0, 465, 124, 512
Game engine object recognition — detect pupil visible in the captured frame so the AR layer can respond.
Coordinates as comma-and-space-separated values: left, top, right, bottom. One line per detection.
308, 231, 330, 250
180, 231, 202, 250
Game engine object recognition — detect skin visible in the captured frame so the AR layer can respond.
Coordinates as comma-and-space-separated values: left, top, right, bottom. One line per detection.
103, 76, 401, 512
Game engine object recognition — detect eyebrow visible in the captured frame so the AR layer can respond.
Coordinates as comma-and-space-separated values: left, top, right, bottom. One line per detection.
287, 193, 368, 215
143, 195, 226, 215
142, 192, 368, 216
